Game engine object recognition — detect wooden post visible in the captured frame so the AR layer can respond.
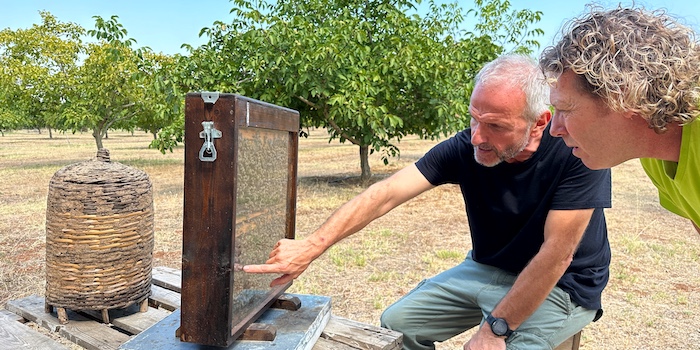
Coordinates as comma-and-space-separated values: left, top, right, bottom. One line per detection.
554, 330, 582, 350
180, 93, 300, 347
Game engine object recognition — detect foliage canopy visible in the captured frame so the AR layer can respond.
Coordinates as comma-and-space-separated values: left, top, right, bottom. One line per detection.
0, 1, 542, 180
165, 0, 542, 180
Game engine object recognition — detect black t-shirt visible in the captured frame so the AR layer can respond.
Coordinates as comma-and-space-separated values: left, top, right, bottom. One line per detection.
415, 125, 611, 310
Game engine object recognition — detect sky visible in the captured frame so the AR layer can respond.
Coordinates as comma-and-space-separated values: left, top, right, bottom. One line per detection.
1, 0, 700, 56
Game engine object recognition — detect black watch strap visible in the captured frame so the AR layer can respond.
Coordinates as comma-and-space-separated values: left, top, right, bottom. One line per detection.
486, 314, 514, 338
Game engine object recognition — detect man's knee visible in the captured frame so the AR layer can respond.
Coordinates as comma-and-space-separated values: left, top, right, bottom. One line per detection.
380, 303, 405, 330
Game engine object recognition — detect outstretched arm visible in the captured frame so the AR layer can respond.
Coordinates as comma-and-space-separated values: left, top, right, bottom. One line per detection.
244, 164, 434, 286
465, 208, 594, 350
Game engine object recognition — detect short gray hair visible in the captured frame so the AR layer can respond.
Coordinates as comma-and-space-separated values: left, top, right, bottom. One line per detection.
475, 54, 550, 124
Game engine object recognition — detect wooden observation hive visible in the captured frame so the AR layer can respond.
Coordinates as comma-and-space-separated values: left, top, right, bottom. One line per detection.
180, 93, 300, 347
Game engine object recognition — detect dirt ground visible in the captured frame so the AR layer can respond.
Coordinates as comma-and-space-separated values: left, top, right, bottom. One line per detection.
0, 128, 698, 349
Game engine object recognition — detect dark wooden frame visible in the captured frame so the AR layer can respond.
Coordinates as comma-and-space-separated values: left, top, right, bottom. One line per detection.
180, 93, 299, 347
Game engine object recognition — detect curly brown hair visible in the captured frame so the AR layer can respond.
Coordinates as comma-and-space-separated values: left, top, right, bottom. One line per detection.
539, 6, 700, 133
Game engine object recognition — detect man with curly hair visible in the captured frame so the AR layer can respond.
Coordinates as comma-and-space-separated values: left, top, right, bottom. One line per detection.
540, 6, 700, 233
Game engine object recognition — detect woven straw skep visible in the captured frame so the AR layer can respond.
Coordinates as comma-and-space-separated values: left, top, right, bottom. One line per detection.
45, 149, 154, 312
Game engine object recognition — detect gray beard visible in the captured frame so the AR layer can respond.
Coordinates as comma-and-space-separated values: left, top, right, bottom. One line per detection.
474, 132, 531, 167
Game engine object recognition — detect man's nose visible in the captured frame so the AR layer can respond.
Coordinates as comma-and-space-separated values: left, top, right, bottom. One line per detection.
471, 124, 485, 145
549, 112, 566, 137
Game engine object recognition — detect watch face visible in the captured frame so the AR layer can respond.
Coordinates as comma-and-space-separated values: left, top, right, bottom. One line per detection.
492, 319, 508, 335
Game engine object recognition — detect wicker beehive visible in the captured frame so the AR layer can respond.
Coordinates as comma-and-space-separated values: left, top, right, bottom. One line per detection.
45, 148, 154, 324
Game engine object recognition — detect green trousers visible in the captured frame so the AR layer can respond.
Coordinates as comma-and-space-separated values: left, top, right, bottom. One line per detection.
380, 252, 597, 350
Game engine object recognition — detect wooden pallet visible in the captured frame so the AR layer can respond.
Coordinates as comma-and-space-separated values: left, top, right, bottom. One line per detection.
0, 267, 402, 350
0, 309, 70, 350
1, 266, 580, 350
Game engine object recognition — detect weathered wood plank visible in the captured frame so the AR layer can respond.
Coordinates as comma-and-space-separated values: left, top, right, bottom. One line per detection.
320, 315, 402, 350
313, 336, 358, 350
239, 322, 276, 341
7, 296, 64, 333
1, 308, 24, 323
57, 325, 130, 350
151, 266, 181, 292
81, 304, 171, 335
148, 284, 181, 311
0, 309, 70, 350
7, 295, 131, 350
111, 307, 170, 335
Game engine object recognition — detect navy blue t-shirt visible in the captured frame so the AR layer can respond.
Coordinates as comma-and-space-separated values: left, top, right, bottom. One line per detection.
415, 125, 611, 310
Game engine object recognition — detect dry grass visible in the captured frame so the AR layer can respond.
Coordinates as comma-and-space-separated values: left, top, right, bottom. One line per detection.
0, 128, 698, 349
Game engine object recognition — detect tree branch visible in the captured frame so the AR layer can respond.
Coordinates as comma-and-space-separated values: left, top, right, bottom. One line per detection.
103, 109, 138, 132
295, 95, 362, 145
327, 117, 360, 145
295, 95, 318, 109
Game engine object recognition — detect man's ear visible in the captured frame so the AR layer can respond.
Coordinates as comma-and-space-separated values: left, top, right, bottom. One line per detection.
540, 109, 552, 126
532, 110, 552, 134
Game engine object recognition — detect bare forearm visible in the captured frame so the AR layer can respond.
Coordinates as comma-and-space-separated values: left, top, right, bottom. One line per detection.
307, 182, 395, 251
490, 244, 572, 329
490, 209, 592, 329
308, 165, 432, 252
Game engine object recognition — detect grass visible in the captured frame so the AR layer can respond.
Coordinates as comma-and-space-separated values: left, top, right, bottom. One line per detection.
1, 128, 699, 349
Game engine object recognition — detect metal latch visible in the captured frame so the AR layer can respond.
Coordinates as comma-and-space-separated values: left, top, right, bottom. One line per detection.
199, 121, 222, 162
201, 91, 219, 104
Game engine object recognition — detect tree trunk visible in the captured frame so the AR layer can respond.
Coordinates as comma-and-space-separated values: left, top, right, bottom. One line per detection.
48, 127, 53, 139
359, 144, 371, 183
93, 128, 104, 150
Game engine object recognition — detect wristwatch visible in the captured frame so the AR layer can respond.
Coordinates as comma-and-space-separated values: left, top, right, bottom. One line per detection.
486, 314, 514, 338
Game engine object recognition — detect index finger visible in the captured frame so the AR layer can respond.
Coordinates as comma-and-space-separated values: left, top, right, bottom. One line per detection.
243, 263, 285, 274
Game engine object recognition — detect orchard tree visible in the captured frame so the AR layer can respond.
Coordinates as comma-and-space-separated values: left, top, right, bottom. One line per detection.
0, 106, 21, 136
0, 70, 24, 135
470, 0, 543, 53
134, 49, 184, 141
0, 11, 83, 136
63, 15, 141, 150
163, 0, 542, 181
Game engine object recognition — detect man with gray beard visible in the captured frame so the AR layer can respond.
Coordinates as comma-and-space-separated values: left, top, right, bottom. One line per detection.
245, 54, 612, 350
